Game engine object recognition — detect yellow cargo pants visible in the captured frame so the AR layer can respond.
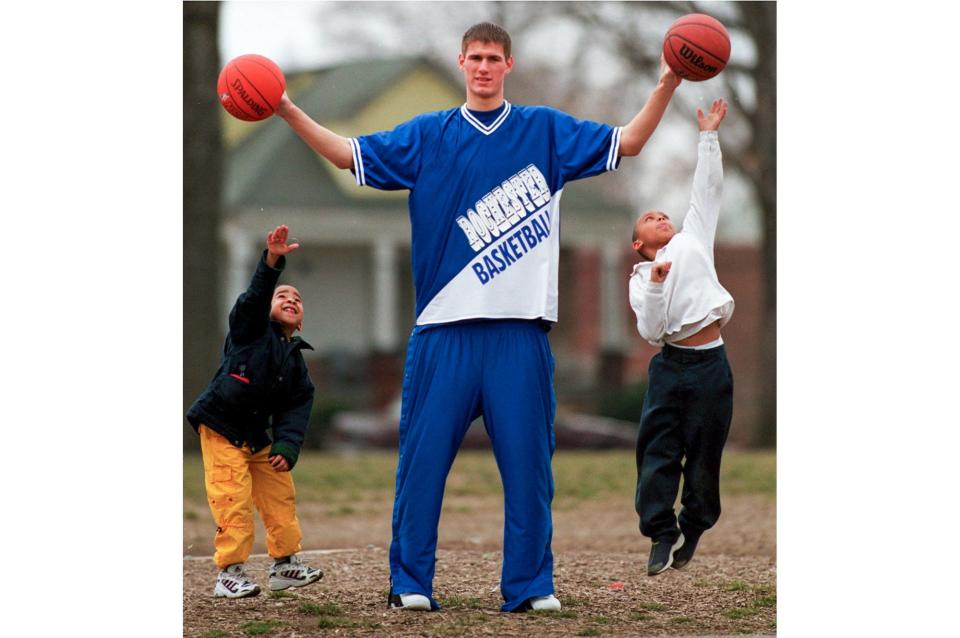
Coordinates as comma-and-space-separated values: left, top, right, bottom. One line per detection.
199, 425, 303, 569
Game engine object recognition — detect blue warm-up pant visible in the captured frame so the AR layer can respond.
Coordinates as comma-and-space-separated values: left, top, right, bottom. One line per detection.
388, 319, 557, 612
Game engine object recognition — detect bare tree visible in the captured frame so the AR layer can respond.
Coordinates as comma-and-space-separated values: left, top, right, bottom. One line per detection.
183, 2, 223, 448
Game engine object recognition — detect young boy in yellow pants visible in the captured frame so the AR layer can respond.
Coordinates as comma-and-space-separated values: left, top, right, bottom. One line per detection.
187, 224, 322, 598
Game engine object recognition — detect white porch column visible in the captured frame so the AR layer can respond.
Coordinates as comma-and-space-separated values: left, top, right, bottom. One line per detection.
600, 242, 626, 351
371, 241, 399, 352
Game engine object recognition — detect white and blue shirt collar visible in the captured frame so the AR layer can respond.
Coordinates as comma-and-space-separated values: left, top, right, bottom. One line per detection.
460, 100, 512, 136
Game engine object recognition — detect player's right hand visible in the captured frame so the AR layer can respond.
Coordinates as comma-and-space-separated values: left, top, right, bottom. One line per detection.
658, 54, 682, 90
267, 225, 300, 258
650, 261, 672, 283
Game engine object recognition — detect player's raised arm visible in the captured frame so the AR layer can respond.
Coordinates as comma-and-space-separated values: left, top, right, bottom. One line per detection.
618, 56, 682, 157
276, 92, 355, 170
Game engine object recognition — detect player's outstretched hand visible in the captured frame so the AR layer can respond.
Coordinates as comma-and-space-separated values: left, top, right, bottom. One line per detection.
269, 454, 290, 472
697, 99, 728, 131
276, 91, 294, 119
650, 261, 672, 283
265, 224, 300, 268
658, 54, 682, 91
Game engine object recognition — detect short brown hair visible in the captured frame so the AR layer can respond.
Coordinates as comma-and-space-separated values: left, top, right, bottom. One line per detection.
461, 22, 512, 59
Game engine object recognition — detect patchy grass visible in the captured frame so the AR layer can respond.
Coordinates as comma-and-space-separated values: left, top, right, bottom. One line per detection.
752, 594, 777, 608
202, 631, 227, 638
240, 619, 284, 635
316, 617, 366, 629
439, 595, 486, 609
628, 612, 651, 621
577, 628, 602, 637
720, 579, 749, 591
183, 449, 776, 507
638, 602, 666, 612
429, 615, 488, 636
268, 591, 296, 599
299, 602, 343, 616
723, 607, 759, 620
533, 609, 578, 618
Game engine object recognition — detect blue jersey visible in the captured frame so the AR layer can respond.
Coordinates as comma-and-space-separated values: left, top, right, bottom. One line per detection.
350, 101, 622, 325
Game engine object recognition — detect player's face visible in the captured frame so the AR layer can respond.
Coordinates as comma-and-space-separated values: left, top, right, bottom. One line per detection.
459, 41, 513, 101
632, 211, 676, 252
270, 285, 304, 333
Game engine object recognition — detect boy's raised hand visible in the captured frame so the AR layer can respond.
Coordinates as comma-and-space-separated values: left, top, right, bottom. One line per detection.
697, 98, 728, 131
266, 225, 300, 268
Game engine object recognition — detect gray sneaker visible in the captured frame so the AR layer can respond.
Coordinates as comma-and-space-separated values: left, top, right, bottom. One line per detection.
268, 555, 323, 591
214, 564, 261, 598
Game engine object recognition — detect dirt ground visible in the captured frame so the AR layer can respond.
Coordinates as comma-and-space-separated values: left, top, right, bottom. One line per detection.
184, 484, 775, 637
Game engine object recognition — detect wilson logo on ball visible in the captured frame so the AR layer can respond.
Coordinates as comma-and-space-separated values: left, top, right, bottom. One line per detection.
679, 44, 718, 74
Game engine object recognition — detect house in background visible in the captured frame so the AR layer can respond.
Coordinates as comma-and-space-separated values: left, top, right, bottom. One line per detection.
218, 57, 763, 445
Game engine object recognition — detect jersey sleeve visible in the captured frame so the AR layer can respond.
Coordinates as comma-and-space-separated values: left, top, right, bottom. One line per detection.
349, 116, 423, 190
551, 109, 622, 184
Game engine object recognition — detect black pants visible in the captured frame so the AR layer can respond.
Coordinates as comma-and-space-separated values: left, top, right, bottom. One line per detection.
635, 343, 733, 543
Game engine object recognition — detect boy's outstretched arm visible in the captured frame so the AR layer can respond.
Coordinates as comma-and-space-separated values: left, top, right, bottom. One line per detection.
618, 56, 682, 157
229, 225, 299, 343
276, 93, 355, 170
681, 99, 727, 250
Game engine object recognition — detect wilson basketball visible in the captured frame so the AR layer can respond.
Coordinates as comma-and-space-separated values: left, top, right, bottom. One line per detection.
663, 14, 731, 82
217, 54, 286, 121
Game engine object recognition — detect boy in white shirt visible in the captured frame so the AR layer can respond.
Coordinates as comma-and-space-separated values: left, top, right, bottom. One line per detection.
628, 99, 734, 576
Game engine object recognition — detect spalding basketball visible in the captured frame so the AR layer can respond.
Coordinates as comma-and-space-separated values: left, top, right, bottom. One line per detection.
663, 14, 731, 82
217, 54, 286, 121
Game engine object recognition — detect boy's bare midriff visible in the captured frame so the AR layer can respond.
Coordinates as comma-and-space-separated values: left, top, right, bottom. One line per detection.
674, 320, 722, 347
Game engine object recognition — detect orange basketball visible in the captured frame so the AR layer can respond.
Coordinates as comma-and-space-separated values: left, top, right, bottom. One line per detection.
663, 14, 731, 82
217, 54, 286, 121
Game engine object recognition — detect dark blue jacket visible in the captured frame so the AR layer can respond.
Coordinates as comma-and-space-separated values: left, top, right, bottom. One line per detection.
187, 251, 315, 468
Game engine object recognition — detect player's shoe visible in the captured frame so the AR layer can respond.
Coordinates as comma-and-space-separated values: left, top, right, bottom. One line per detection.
647, 533, 684, 576
214, 564, 261, 598
671, 529, 701, 570
268, 555, 323, 591
388, 592, 431, 610
528, 595, 562, 611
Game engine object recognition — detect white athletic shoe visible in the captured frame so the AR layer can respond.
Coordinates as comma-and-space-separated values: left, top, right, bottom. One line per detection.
529, 595, 562, 611
214, 564, 261, 598
388, 592, 431, 610
268, 555, 324, 591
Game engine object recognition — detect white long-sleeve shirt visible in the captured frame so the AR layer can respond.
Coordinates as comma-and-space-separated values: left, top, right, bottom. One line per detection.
628, 130, 735, 347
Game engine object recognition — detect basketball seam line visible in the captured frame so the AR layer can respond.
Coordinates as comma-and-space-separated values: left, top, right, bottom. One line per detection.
232, 65, 279, 113
244, 59, 286, 108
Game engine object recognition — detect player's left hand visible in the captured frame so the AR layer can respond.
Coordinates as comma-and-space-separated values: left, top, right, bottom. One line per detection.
697, 99, 728, 131
269, 454, 290, 472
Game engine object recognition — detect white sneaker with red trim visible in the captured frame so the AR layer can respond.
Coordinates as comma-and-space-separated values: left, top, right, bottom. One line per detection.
268, 555, 324, 591
213, 564, 261, 598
